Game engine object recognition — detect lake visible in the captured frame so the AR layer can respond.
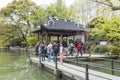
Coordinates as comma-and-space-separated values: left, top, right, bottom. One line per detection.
0, 50, 64, 80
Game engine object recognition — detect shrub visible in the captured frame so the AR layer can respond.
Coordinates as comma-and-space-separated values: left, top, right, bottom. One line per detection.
94, 45, 108, 54
107, 44, 120, 55
27, 36, 37, 46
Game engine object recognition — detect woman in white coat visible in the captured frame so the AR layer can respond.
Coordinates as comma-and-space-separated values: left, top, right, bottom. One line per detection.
59, 44, 64, 63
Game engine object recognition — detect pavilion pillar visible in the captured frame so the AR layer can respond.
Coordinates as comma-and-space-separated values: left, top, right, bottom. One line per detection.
73, 35, 75, 43
37, 33, 40, 41
41, 34, 44, 42
57, 36, 59, 42
60, 34, 63, 44
46, 33, 49, 42
85, 32, 89, 43
48, 36, 51, 42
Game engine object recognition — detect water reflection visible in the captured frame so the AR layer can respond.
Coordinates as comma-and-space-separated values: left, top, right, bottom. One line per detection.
0, 50, 64, 80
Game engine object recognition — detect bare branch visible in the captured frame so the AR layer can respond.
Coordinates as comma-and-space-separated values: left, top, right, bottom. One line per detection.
90, 0, 120, 10
90, 0, 112, 7
111, 6, 120, 10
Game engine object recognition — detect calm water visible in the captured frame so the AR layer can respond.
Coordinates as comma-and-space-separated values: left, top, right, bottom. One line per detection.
0, 50, 64, 80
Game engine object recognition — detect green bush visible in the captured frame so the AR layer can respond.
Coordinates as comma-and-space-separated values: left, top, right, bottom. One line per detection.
107, 44, 120, 55
94, 45, 108, 54
27, 36, 37, 46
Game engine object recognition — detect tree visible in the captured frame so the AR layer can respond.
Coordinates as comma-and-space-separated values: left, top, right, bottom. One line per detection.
0, 17, 21, 46
90, 0, 120, 10
86, 17, 105, 28
70, 0, 120, 26
88, 16, 120, 47
70, 0, 89, 24
46, 0, 76, 20
0, 0, 46, 47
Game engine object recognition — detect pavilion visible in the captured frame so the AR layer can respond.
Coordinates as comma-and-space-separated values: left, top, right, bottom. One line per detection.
31, 17, 86, 46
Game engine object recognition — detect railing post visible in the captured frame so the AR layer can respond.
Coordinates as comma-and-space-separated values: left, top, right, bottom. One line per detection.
86, 64, 89, 80
39, 54, 41, 64
89, 51, 91, 57
55, 55, 58, 69
38, 54, 44, 69
76, 55, 78, 65
111, 60, 114, 75
38, 54, 42, 68
66, 50, 68, 58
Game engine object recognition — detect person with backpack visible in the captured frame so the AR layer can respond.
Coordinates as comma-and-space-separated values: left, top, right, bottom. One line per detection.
52, 41, 59, 62
68, 42, 74, 56
39, 42, 46, 61
76, 43, 82, 56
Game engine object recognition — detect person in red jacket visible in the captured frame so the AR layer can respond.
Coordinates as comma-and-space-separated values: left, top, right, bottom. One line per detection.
76, 43, 82, 56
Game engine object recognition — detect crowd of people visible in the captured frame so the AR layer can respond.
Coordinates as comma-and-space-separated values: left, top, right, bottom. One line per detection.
35, 41, 63, 63
68, 41, 90, 56
35, 41, 90, 63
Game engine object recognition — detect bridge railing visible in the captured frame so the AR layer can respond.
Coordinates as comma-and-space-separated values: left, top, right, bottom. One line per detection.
83, 57, 120, 76
88, 57, 120, 75
63, 57, 120, 80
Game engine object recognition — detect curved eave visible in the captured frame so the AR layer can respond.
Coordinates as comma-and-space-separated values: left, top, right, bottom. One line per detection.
85, 28, 93, 32
43, 24, 85, 32
31, 24, 86, 34
31, 28, 41, 33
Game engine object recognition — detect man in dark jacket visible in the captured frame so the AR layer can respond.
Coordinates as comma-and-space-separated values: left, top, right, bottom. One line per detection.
52, 41, 59, 62
39, 42, 46, 61
35, 42, 40, 56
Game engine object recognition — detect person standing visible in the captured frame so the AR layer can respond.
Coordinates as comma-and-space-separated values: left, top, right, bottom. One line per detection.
52, 41, 59, 62
47, 42, 53, 62
76, 43, 82, 56
85, 43, 90, 54
39, 42, 46, 61
35, 42, 40, 56
59, 44, 64, 63
68, 42, 74, 56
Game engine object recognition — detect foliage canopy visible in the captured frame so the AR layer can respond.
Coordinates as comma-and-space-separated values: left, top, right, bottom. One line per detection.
87, 16, 120, 48
0, 0, 77, 47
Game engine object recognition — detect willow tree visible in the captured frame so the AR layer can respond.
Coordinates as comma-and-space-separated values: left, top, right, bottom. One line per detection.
0, 0, 46, 46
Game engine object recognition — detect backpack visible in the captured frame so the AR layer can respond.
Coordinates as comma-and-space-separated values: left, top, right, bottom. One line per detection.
40, 45, 46, 54
53, 44, 59, 53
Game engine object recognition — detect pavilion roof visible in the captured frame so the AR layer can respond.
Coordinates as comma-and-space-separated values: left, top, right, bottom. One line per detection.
32, 17, 85, 33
